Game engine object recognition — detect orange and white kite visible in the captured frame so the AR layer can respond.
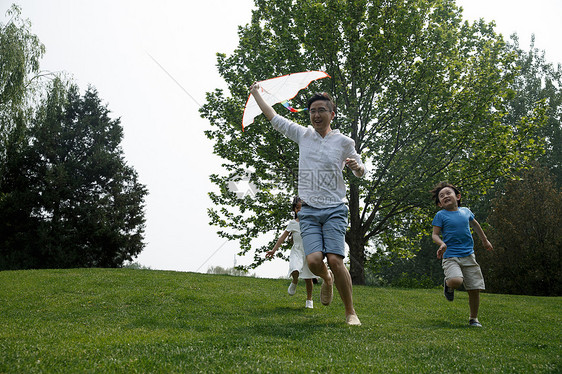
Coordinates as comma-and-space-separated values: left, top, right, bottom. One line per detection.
242, 71, 330, 130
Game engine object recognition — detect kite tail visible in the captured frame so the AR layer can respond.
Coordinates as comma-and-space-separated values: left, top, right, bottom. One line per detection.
280, 100, 307, 113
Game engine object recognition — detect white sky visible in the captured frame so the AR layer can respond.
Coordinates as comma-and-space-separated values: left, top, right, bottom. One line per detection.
3, 0, 561, 278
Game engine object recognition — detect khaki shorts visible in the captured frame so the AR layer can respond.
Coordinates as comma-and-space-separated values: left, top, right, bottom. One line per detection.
442, 253, 485, 290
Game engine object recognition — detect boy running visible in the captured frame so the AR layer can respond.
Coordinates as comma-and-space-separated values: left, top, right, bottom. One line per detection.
431, 182, 493, 327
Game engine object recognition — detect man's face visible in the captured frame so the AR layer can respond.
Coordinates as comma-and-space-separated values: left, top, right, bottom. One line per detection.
309, 100, 334, 133
437, 187, 460, 210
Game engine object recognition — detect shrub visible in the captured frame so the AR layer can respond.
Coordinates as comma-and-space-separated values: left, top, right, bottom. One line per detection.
479, 166, 562, 296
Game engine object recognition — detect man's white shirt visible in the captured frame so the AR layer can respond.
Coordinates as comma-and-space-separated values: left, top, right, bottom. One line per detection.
271, 114, 365, 208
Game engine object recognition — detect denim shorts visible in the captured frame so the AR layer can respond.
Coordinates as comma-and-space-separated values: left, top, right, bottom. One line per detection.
297, 203, 348, 258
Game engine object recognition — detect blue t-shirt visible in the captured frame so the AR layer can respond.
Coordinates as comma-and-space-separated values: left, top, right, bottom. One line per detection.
432, 207, 475, 258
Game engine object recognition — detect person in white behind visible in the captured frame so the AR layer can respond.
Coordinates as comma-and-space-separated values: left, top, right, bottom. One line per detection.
267, 196, 317, 309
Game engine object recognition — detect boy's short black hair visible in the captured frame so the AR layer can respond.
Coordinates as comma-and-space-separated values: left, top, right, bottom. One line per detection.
307, 92, 336, 113
431, 182, 462, 206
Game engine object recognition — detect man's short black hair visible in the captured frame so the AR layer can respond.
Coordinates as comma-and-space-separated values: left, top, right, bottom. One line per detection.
307, 92, 336, 113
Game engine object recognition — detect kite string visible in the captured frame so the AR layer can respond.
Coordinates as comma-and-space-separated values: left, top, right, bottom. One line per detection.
260, 85, 283, 103
261, 86, 307, 113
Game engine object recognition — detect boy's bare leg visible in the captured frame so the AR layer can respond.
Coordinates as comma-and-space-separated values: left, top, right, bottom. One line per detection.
447, 277, 463, 289
467, 290, 480, 319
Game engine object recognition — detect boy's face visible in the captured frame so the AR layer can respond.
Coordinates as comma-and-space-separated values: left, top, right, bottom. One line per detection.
309, 100, 334, 133
437, 187, 460, 210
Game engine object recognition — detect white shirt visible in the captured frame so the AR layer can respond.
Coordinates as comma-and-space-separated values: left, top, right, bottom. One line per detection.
271, 115, 365, 208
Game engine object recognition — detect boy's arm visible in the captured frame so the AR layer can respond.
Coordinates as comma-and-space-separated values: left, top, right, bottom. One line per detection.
469, 219, 493, 251
250, 83, 277, 121
432, 226, 447, 259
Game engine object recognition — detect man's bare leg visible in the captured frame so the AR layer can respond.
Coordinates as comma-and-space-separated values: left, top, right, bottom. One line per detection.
327, 253, 356, 318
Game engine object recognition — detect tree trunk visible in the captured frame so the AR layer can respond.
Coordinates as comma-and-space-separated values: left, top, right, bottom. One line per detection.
347, 235, 366, 285
347, 182, 366, 285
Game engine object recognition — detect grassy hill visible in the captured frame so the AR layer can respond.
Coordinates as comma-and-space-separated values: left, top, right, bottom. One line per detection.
0, 268, 560, 373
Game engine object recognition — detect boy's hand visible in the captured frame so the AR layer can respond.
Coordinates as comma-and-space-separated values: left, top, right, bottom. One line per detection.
436, 243, 447, 259
265, 249, 275, 259
482, 239, 493, 251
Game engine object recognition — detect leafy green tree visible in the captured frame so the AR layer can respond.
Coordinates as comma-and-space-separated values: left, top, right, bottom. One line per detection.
505, 35, 562, 186
0, 4, 45, 185
365, 34, 562, 286
201, 0, 545, 284
0, 79, 148, 269
479, 166, 561, 296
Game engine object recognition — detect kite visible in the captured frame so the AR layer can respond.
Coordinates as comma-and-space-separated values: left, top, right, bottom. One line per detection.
242, 71, 330, 130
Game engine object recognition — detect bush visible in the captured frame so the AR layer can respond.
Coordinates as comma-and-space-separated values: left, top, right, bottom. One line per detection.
479, 166, 562, 296
122, 261, 151, 270
207, 266, 255, 277
365, 239, 443, 289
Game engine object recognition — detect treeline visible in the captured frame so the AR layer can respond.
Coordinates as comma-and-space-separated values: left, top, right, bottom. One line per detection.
369, 38, 562, 296
0, 5, 147, 270
200, 0, 561, 296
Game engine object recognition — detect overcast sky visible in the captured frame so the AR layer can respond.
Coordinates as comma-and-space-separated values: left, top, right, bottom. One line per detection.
3, 0, 561, 278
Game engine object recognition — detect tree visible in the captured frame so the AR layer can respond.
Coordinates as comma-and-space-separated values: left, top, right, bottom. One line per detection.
504, 35, 562, 186
364, 33, 562, 287
0, 79, 148, 269
0, 4, 45, 184
479, 166, 562, 296
201, 0, 545, 284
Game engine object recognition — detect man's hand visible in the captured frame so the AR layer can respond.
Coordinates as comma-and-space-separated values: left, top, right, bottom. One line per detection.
249, 82, 276, 121
249, 82, 261, 96
345, 158, 364, 176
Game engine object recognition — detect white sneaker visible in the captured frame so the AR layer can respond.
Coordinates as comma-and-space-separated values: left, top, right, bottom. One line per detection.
305, 300, 313, 309
288, 282, 297, 296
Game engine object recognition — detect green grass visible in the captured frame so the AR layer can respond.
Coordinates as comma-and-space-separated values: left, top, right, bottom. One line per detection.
0, 269, 560, 373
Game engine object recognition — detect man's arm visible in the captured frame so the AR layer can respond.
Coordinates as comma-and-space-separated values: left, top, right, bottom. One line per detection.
250, 83, 277, 121
343, 140, 366, 177
469, 219, 493, 251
